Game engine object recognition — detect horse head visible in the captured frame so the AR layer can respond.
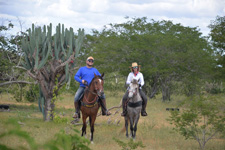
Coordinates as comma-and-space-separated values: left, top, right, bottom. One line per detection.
128, 79, 139, 98
93, 73, 104, 97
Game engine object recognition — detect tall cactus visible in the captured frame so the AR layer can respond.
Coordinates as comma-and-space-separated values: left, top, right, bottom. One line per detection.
21, 23, 85, 121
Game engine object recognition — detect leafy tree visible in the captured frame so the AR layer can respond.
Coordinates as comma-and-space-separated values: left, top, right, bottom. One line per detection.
208, 15, 225, 81
208, 15, 225, 55
0, 21, 30, 101
168, 95, 225, 150
85, 17, 214, 100
0, 22, 16, 82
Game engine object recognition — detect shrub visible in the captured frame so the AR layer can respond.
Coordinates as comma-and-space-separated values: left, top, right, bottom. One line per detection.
168, 95, 225, 150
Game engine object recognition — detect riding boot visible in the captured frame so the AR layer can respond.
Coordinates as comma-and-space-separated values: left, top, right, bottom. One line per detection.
99, 99, 111, 116
141, 100, 148, 116
121, 98, 127, 116
73, 101, 80, 122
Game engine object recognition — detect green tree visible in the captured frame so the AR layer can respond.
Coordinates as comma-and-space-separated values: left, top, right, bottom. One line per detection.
0, 22, 30, 101
0, 22, 16, 83
85, 17, 214, 100
208, 15, 225, 81
168, 95, 225, 150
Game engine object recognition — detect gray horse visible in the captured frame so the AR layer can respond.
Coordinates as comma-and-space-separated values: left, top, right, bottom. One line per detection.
124, 79, 142, 139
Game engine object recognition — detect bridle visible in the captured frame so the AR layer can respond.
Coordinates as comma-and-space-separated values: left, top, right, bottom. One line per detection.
128, 87, 138, 97
83, 77, 104, 104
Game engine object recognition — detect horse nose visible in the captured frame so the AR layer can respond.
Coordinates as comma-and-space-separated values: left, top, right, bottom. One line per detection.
128, 93, 133, 98
98, 90, 104, 96
100, 90, 104, 95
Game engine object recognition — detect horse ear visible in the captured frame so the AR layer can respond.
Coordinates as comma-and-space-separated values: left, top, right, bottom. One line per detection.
101, 73, 104, 78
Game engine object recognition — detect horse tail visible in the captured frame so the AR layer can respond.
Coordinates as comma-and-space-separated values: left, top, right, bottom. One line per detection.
120, 125, 126, 133
120, 117, 129, 133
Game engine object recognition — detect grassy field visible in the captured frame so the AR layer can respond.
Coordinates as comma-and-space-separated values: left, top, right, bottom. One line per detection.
0, 91, 225, 150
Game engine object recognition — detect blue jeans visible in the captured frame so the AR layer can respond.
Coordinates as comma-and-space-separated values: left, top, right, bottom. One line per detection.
74, 86, 106, 102
74, 87, 85, 102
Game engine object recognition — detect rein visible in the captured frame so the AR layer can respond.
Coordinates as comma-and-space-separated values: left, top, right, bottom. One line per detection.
82, 78, 102, 107
128, 88, 138, 96
126, 86, 141, 108
83, 88, 98, 104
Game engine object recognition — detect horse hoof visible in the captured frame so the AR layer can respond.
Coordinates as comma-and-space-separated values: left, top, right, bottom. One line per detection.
91, 141, 94, 144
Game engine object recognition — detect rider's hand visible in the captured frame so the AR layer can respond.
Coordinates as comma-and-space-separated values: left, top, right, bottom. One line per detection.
82, 80, 87, 85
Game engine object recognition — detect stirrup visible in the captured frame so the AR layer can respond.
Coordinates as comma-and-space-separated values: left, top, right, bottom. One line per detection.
73, 113, 79, 119
102, 110, 111, 116
121, 111, 126, 117
106, 110, 111, 116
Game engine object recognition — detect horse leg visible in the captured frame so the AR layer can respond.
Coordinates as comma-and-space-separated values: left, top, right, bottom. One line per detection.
125, 116, 129, 138
133, 115, 140, 140
89, 116, 93, 142
90, 115, 97, 143
129, 117, 134, 138
81, 115, 87, 137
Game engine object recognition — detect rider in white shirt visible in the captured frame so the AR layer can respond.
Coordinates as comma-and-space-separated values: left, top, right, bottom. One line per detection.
121, 62, 148, 117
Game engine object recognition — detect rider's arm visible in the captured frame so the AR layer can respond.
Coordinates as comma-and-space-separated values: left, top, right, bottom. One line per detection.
126, 73, 133, 85
139, 73, 144, 87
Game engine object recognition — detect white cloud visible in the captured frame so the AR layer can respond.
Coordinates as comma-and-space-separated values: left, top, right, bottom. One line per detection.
0, 0, 224, 36
89, 0, 109, 12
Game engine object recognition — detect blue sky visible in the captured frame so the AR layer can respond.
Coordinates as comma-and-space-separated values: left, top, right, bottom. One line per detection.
0, 0, 224, 36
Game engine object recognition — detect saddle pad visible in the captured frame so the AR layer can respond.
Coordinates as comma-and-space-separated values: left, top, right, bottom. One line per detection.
128, 101, 142, 108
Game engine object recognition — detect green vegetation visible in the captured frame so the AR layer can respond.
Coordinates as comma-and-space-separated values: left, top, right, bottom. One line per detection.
169, 95, 225, 150
113, 137, 145, 150
0, 92, 224, 150
1, 15, 225, 150
0, 119, 90, 150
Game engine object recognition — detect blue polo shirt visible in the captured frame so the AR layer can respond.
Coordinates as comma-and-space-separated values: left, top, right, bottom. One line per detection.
74, 66, 101, 87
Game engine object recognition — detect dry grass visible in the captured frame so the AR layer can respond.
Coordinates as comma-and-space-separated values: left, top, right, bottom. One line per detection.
0, 92, 225, 150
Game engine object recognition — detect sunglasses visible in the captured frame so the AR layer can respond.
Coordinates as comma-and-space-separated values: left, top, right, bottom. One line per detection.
133, 66, 138, 69
88, 59, 94, 63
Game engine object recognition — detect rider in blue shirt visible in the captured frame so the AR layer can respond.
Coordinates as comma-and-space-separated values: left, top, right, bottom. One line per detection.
73, 56, 111, 122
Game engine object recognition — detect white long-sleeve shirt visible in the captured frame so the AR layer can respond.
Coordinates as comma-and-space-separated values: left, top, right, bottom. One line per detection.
126, 72, 144, 88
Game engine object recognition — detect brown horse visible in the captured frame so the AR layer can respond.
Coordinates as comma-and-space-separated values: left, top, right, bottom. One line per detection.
80, 73, 104, 143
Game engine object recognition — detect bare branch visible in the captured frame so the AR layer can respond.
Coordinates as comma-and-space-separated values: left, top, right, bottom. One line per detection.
27, 70, 37, 80
13, 66, 27, 71
55, 52, 75, 72
0, 81, 35, 86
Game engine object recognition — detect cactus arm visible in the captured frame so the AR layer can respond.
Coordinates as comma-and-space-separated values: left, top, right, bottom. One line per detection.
37, 42, 51, 70
75, 28, 85, 57
54, 34, 58, 59
66, 74, 71, 89
34, 40, 39, 70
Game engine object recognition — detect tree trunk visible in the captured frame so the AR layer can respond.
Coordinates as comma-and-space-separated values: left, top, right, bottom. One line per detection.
44, 96, 55, 121
161, 79, 171, 102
